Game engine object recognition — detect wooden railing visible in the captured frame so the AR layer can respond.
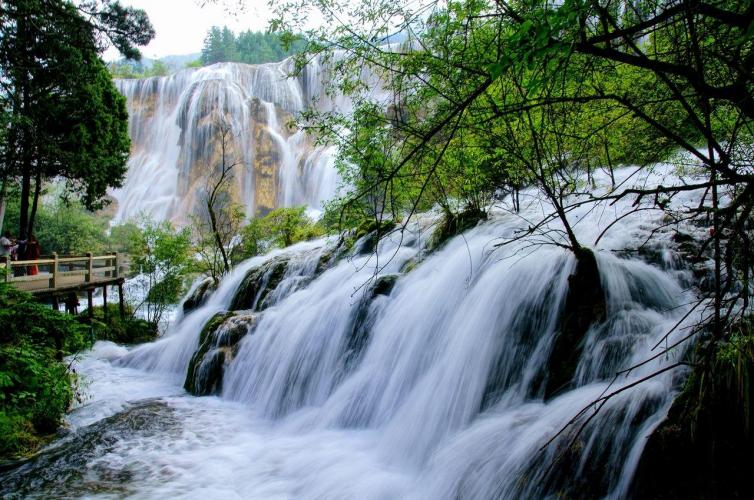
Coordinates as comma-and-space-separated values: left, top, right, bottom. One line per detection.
1, 252, 129, 293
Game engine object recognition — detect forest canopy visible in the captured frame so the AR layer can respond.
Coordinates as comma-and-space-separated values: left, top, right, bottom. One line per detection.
200, 26, 306, 66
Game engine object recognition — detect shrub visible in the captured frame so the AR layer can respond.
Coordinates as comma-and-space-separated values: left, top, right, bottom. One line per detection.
0, 283, 90, 459
88, 303, 158, 344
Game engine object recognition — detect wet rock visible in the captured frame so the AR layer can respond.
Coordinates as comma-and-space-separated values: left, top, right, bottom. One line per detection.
182, 277, 215, 313
230, 257, 290, 311
672, 230, 706, 264
353, 220, 397, 256
371, 274, 399, 297
315, 249, 336, 275
0, 400, 179, 498
340, 275, 400, 372
428, 208, 487, 251
524, 394, 663, 499
544, 247, 607, 399
184, 312, 257, 396
632, 351, 754, 499
342, 297, 377, 371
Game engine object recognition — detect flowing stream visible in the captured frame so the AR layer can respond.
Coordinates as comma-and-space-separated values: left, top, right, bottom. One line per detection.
1, 166, 707, 499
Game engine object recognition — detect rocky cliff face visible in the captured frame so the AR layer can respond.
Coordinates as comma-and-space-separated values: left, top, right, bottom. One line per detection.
111, 60, 339, 224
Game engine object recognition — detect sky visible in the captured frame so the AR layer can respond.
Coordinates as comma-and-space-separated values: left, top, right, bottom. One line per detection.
104, 0, 274, 61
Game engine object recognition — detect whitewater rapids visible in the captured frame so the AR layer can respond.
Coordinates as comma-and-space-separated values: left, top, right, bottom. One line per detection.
1, 165, 708, 499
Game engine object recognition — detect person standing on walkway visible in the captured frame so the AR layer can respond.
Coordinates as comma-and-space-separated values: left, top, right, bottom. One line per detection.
25, 235, 41, 275
0, 231, 12, 258
0, 231, 13, 277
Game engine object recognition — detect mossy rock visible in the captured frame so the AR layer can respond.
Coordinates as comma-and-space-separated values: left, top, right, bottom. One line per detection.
371, 274, 399, 297
87, 304, 158, 345
428, 208, 487, 251
632, 335, 754, 499
199, 311, 236, 346
184, 312, 256, 396
183, 277, 215, 313
352, 220, 397, 255
229, 257, 290, 311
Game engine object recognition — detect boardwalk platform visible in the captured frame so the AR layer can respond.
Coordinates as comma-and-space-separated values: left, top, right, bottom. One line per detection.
1, 252, 131, 318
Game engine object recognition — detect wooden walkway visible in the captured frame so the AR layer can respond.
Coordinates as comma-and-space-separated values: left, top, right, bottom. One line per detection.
1, 252, 131, 318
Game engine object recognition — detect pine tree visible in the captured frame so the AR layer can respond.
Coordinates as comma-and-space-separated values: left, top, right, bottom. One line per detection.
0, 0, 154, 238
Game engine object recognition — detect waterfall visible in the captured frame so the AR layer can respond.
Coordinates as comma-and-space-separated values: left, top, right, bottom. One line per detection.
112, 60, 340, 223
2, 164, 709, 498
118, 240, 327, 382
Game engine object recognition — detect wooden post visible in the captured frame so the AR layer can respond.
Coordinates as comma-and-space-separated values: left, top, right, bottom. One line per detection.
87, 289, 94, 322
51, 252, 58, 289
103, 285, 109, 322
86, 252, 93, 283
118, 281, 126, 320
1, 256, 9, 282
51, 295, 59, 312
113, 252, 119, 279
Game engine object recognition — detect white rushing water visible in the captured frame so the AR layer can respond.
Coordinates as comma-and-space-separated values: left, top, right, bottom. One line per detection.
2, 165, 709, 498
112, 60, 341, 223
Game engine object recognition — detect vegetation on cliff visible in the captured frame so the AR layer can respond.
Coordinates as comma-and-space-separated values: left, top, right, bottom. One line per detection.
0, 0, 155, 459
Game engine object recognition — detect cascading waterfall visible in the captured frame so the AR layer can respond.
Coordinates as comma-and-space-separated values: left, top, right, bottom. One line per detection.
112, 60, 340, 223
1, 165, 709, 498
117, 241, 327, 382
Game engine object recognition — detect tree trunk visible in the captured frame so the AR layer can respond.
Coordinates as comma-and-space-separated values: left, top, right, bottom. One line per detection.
27, 170, 42, 237
544, 247, 607, 398
17, 14, 32, 241
18, 167, 31, 240
207, 198, 230, 276
0, 176, 7, 234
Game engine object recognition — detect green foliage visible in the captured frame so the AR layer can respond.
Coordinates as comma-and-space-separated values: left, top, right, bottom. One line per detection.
84, 0, 155, 60
89, 304, 158, 345
0, 284, 90, 354
234, 207, 324, 263
28, 199, 109, 255
0, 283, 90, 459
200, 26, 306, 66
3, 193, 138, 255
0, 0, 152, 239
108, 221, 143, 254
130, 217, 192, 324
274, 0, 751, 251
108, 58, 171, 79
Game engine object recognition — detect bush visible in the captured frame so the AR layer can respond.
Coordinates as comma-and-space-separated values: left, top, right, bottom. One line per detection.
233, 206, 324, 263
0, 283, 90, 459
88, 304, 158, 345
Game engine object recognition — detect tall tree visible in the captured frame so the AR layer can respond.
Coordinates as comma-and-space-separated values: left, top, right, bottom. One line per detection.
0, 0, 153, 239
201, 26, 226, 65
192, 116, 246, 283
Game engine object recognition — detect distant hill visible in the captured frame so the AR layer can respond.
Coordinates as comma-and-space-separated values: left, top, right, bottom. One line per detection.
159, 53, 201, 70
108, 53, 201, 79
